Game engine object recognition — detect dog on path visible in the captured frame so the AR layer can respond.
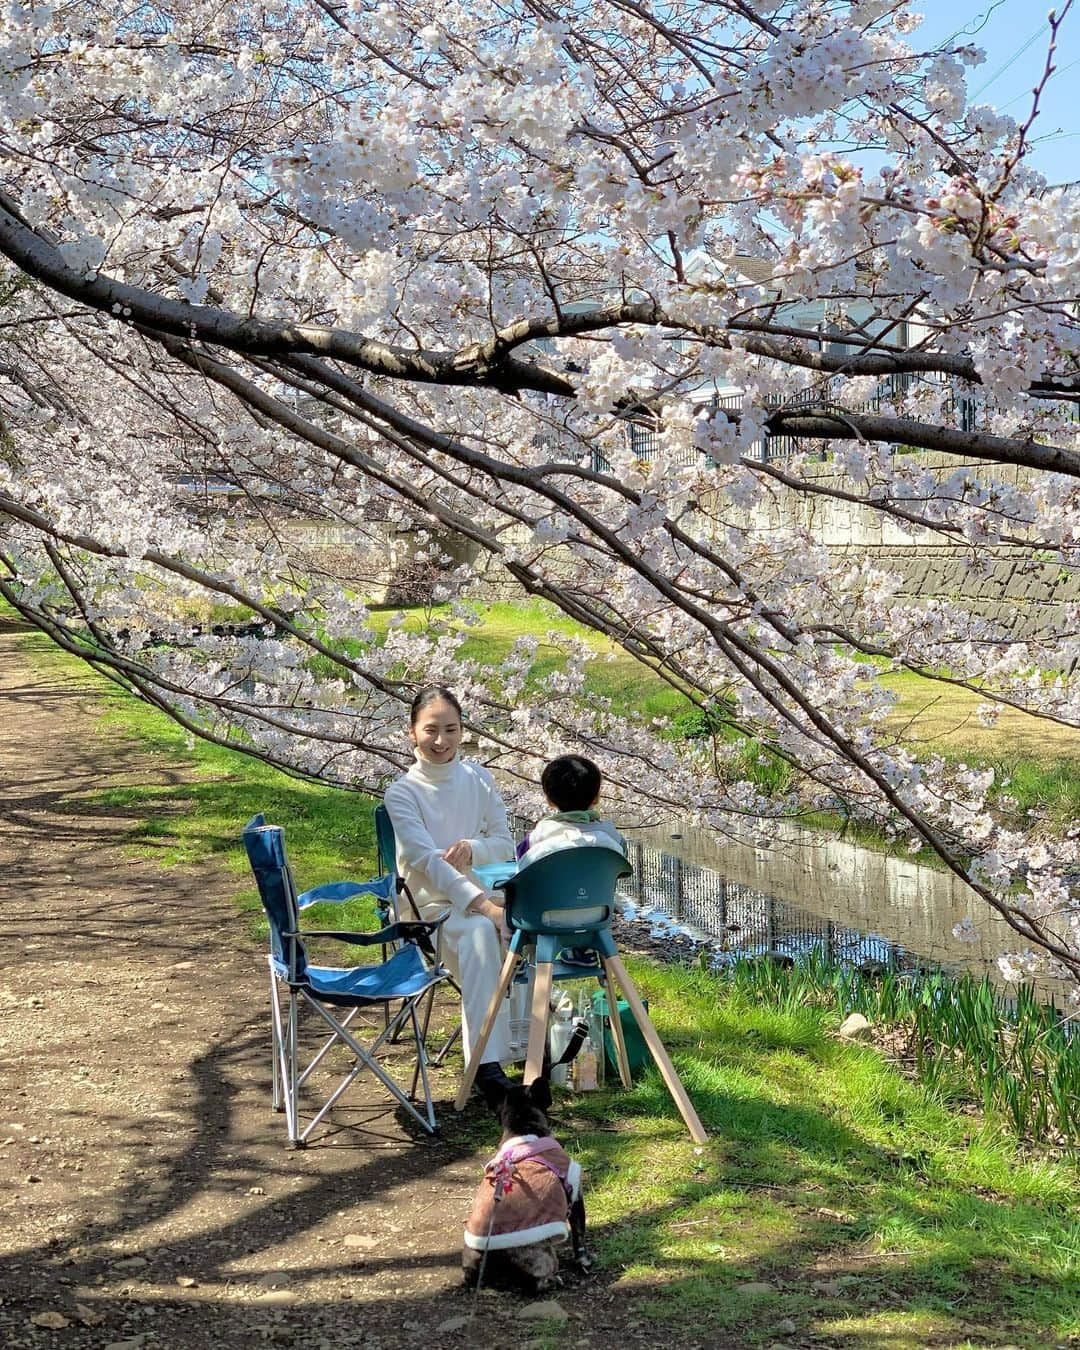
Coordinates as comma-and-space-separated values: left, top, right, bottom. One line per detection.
462, 1078, 587, 1294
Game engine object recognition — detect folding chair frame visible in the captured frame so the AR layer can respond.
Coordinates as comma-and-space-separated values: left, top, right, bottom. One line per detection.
243, 815, 450, 1148
268, 957, 440, 1144
374, 803, 463, 1068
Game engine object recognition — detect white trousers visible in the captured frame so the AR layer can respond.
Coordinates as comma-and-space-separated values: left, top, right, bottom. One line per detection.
438, 907, 513, 1065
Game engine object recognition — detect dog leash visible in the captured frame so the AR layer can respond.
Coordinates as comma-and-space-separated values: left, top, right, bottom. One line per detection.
472, 1142, 523, 1306
471, 1172, 507, 1312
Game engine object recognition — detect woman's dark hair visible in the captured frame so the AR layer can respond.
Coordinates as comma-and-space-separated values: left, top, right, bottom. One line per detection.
408, 684, 463, 726
541, 754, 602, 811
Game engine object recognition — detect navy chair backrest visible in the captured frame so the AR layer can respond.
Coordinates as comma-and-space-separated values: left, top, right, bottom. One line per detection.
504, 847, 632, 937
374, 803, 396, 878
242, 814, 306, 980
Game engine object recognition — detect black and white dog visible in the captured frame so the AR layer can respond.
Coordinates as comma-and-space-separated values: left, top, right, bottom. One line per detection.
462, 1079, 588, 1294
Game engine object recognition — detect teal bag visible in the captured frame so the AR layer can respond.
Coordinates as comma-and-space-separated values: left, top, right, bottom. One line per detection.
592, 990, 650, 1080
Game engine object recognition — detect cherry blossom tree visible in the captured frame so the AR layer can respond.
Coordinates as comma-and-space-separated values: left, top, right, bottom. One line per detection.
1, 0, 1079, 989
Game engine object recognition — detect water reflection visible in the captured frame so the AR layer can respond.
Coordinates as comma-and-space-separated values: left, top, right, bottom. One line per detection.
624, 821, 1064, 997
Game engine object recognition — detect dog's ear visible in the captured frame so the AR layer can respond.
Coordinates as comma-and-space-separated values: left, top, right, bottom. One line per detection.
526, 1076, 552, 1111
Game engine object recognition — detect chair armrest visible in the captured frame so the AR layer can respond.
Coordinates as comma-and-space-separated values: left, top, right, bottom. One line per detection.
296, 877, 394, 910
290, 928, 388, 946
287, 914, 448, 947
389, 916, 449, 944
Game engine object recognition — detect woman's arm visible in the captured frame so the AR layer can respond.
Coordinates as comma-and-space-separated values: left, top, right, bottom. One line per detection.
464, 768, 516, 866
384, 782, 485, 913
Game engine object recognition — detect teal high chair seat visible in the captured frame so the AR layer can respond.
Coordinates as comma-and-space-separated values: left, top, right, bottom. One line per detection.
455, 846, 707, 1143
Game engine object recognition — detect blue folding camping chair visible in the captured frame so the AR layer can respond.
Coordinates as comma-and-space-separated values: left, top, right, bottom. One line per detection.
374, 802, 465, 1066
454, 845, 708, 1143
242, 814, 450, 1146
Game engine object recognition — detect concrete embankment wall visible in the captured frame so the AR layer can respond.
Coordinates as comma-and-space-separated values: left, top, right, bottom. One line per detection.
269, 451, 1080, 633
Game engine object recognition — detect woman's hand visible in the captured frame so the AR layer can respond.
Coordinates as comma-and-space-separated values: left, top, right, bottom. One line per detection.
467, 893, 508, 940
442, 839, 473, 870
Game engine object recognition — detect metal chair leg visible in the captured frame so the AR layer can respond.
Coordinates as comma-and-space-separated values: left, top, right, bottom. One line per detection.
286, 990, 301, 1146
269, 970, 283, 1112
300, 994, 438, 1138
432, 1019, 461, 1067
410, 986, 439, 1101
407, 1001, 437, 1129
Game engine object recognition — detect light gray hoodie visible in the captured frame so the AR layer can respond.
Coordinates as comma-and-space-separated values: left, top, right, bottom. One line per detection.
516, 809, 625, 868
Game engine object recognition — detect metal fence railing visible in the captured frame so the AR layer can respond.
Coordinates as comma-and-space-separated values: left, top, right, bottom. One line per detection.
620, 837, 923, 974
509, 814, 935, 977
602, 376, 1080, 475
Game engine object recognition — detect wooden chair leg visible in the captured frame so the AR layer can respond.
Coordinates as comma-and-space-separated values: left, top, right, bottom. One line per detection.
525, 959, 554, 1086
604, 954, 708, 1144
600, 958, 633, 1089
454, 946, 521, 1112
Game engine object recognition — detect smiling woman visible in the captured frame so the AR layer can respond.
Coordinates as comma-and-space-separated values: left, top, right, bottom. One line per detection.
383, 685, 517, 1107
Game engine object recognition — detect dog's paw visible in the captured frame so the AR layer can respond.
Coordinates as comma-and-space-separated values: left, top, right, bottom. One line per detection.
566, 1251, 594, 1280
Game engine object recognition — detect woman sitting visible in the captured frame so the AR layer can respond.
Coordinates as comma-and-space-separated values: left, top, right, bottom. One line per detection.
384, 685, 516, 1108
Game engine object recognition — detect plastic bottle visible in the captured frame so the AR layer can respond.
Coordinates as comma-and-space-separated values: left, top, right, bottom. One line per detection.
572, 1035, 599, 1091
586, 993, 606, 1087
547, 993, 575, 1087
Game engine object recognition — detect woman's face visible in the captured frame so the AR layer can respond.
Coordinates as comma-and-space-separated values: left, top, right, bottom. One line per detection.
409, 697, 463, 764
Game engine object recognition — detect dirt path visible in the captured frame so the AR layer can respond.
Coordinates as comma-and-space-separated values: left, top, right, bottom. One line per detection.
0, 626, 653, 1349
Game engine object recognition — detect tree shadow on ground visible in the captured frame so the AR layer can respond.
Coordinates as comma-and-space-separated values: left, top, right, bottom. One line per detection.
2, 629, 1075, 1350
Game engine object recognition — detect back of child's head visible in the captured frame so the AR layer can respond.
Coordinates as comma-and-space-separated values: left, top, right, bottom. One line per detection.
541, 754, 602, 812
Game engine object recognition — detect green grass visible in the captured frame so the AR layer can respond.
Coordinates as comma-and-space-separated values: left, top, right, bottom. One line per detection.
366, 598, 695, 723
368, 599, 1080, 831
568, 960, 1079, 1348
7, 616, 1079, 1350
14, 582, 1080, 834
880, 666, 1080, 834
716, 952, 1080, 1143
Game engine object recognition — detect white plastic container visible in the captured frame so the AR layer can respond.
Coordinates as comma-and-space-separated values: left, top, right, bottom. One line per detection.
547, 993, 575, 1086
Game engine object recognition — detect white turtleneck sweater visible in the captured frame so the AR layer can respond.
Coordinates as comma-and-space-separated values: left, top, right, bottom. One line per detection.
383, 755, 515, 916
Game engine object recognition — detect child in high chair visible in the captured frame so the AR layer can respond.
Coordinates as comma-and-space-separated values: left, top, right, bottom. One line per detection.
517, 754, 626, 968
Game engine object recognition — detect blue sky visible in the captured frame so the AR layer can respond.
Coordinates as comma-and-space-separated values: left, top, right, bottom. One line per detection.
913, 0, 1079, 183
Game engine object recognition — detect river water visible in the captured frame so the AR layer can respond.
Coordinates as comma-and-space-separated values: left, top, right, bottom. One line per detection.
623, 819, 1065, 999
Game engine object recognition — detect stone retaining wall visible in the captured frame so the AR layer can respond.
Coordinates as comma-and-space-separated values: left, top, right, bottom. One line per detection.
834, 547, 1080, 639
736, 452, 1079, 638
250, 452, 1080, 634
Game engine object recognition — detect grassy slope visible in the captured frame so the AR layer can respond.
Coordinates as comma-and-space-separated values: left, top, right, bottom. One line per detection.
10, 625, 1078, 1350
880, 669, 1080, 834
385, 600, 1080, 830
366, 597, 692, 722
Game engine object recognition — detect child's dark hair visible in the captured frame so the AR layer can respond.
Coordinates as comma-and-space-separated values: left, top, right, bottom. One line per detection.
541, 754, 602, 812
409, 684, 462, 726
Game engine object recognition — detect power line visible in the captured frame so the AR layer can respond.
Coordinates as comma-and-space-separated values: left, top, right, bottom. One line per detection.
970, 20, 1050, 98
998, 53, 1080, 110
942, 0, 1009, 47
